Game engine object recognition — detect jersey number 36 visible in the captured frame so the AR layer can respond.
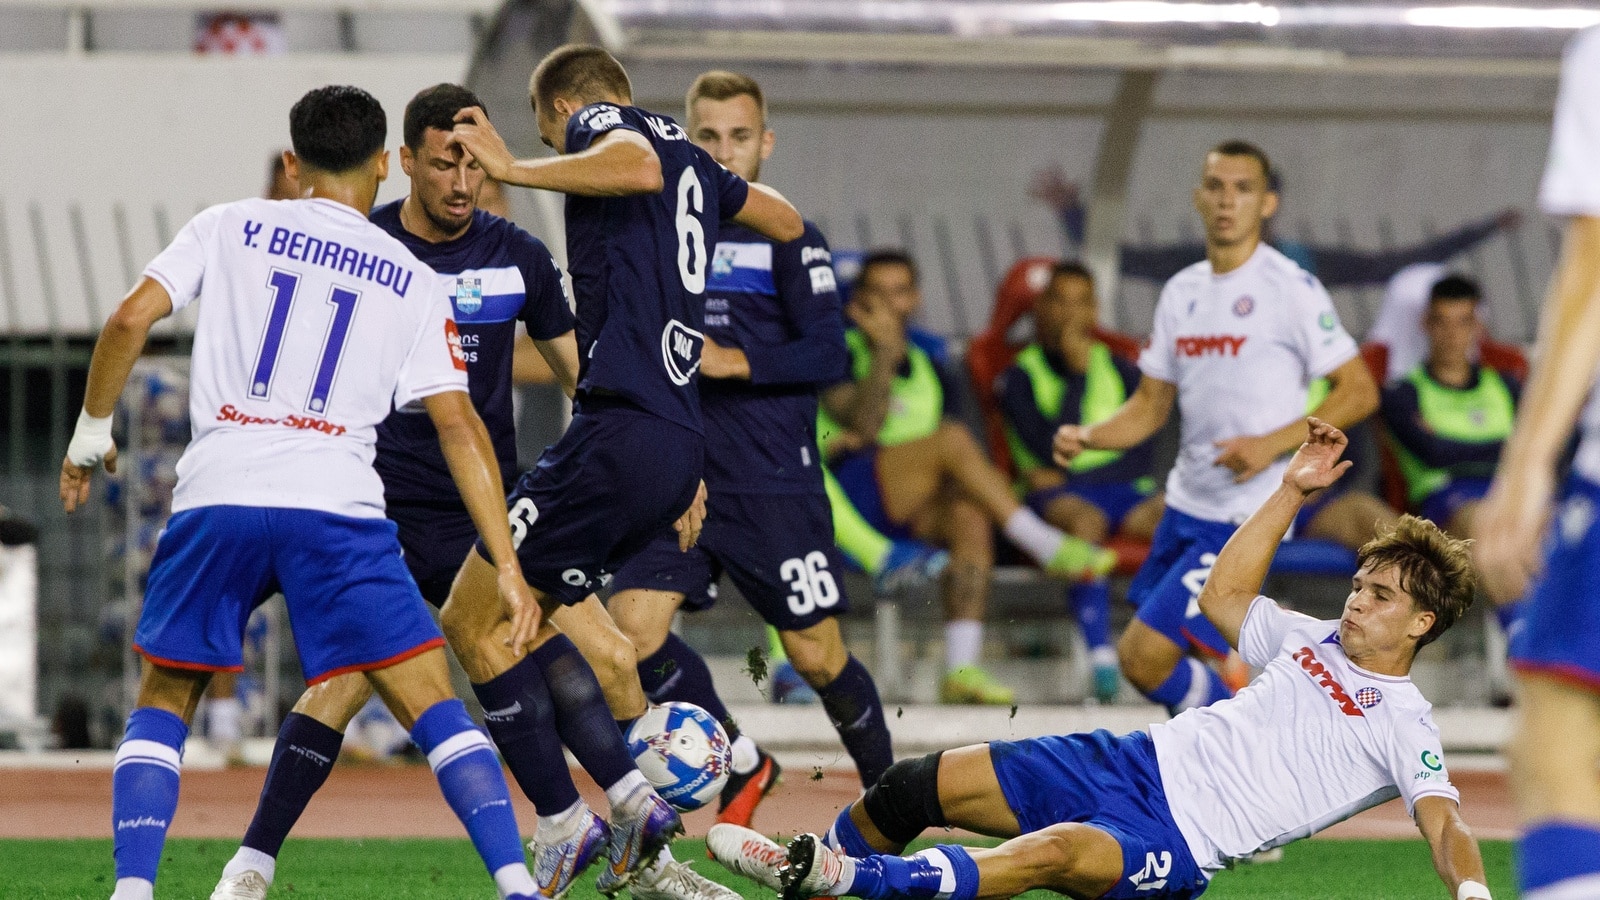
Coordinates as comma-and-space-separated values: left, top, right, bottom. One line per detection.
781, 551, 839, 616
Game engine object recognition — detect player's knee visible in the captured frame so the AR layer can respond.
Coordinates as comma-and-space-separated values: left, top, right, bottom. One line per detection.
590, 631, 640, 690
787, 641, 843, 688
1117, 631, 1170, 691
861, 752, 947, 845
1014, 824, 1100, 886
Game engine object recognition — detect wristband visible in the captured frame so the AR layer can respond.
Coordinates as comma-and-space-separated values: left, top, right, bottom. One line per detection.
1457, 880, 1490, 900
66, 409, 114, 467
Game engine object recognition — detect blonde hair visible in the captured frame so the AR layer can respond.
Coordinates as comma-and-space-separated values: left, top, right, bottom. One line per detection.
1356, 514, 1477, 649
685, 70, 766, 124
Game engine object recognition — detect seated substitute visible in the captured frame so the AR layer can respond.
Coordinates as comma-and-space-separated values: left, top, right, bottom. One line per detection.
713, 419, 1492, 900
995, 260, 1164, 702
1381, 275, 1520, 537
820, 249, 1115, 706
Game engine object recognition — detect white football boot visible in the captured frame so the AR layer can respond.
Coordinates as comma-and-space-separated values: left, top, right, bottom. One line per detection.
705, 822, 786, 891
209, 870, 270, 900
627, 856, 741, 900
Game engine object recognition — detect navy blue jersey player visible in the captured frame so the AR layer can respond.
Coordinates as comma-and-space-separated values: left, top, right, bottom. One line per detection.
448, 45, 805, 898
609, 71, 895, 831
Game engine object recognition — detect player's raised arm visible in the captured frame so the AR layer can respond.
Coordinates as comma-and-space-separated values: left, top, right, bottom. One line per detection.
1198, 417, 1353, 647
60, 276, 174, 512
1414, 796, 1493, 900
730, 181, 804, 244
453, 107, 664, 197
1476, 215, 1600, 601
1053, 375, 1175, 466
422, 389, 542, 651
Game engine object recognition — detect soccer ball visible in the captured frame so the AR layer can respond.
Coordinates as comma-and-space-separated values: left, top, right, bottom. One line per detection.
625, 702, 732, 812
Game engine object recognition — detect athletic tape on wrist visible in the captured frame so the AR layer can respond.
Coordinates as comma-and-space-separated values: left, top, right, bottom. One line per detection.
1456, 879, 1490, 900
66, 409, 114, 467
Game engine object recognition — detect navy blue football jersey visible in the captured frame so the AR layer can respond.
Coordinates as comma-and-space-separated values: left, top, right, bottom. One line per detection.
563, 103, 750, 432
370, 201, 574, 504
701, 221, 848, 494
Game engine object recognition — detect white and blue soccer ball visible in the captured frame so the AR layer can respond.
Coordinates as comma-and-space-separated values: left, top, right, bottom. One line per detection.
625, 702, 732, 812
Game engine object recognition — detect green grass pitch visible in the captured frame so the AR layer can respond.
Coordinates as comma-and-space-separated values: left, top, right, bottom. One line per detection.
0, 837, 1516, 898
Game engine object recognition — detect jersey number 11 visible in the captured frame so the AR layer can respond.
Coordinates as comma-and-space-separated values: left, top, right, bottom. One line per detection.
249, 268, 360, 415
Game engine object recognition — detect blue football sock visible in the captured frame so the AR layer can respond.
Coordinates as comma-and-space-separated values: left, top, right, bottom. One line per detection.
533, 634, 637, 791
847, 846, 974, 900
1067, 580, 1112, 651
472, 655, 582, 816
1519, 821, 1600, 898
1146, 658, 1230, 715
637, 633, 740, 741
412, 699, 534, 892
241, 712, 343, 858
112, 707, 189, 885
816, 655, 894, 787
828, 806, 879, 857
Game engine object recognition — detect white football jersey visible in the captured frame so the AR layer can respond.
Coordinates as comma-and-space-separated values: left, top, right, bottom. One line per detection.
1150, 597, 1459, 873
1139, 243, 1359, 524
143, 197, 468, 519
1539, 26, 1600, 484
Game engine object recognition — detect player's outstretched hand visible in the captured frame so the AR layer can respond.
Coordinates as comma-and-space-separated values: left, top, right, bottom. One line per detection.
496, 563, 543, 656
1472, 468, 1553, 604
451, 107, 514, 182
1281, 417, 1353, 495
1053, 424, 1089, 466
59, 443, 118, 514
674, 480, 709, 552
1213, 432, 1283, 484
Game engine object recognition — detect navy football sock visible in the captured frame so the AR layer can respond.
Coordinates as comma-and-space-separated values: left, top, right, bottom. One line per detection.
241, 712, 344, 858
532, 634, 636, 791
816, 655, 894, 787
636, 633, 740, 741
1067, 580, 1112, 651
111, 707, 188, 889
472, 654, 582, 816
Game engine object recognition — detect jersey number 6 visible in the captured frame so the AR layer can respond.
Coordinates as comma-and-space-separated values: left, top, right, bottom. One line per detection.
675, 168, 707, 294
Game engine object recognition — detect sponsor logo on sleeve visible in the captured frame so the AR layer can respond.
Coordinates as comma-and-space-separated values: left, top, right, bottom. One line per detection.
445, 320, 469, 371
809, 265, 838, 295
1319, 311, 1338, 331
801, 246, 832, 265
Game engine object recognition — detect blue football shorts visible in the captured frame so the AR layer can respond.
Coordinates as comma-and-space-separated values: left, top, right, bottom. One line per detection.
1128, 506, 1236, 659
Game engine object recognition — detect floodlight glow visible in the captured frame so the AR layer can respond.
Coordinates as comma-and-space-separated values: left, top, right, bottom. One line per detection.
1402, 6, 1600, 28
1044, 2, 1279, 25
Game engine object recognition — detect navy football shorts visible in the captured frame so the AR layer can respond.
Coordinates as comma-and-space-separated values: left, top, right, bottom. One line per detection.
137, 505, 444, 684
1512, 474, 1600, 694
611, 490, 850, 632
387, 501, 478, 608
1418, 476, 1492, 530
480, 397, 704, 606
989, 729, 1209, 899
1128, 506, 1236, 659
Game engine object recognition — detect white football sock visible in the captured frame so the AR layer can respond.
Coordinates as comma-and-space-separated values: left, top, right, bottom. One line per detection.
730, 734, 761, 775
1090, 646, 1119, 669
493, 862, 537, 900
945, 620, 983, 671
912, 848, 961, 899
221, 846, 276, 884
536, 799, 586, 845
605, 770, 653, 816
110, 877, 154, 900
1002, 509, 1066, 564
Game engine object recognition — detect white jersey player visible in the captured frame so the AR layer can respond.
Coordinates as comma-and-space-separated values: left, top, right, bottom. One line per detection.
747, 419, 1492, 900
1475, 24, 1600, 900
1053, 141, 1379, 716
59, 84, 543, 900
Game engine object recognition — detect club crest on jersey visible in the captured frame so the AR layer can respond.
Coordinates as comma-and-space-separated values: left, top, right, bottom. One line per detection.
454, 277, 483, 315
661, 319, 704, 386
1232, 295, 1255, 317
1355, 686, 1383, 709
712, 245, 738, 278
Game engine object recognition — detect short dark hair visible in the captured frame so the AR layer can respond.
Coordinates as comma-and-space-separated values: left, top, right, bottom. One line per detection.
858, 249, 919, 288
404, 83, 486, 151
1207, 140, 1273, 186
289, 85, 387, 174
687, 70, 766, 122
530, 44, 632, 112
1051, 260, 1094, 287
1357, 515, 1477, 651
1429, 274, 1482, 305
